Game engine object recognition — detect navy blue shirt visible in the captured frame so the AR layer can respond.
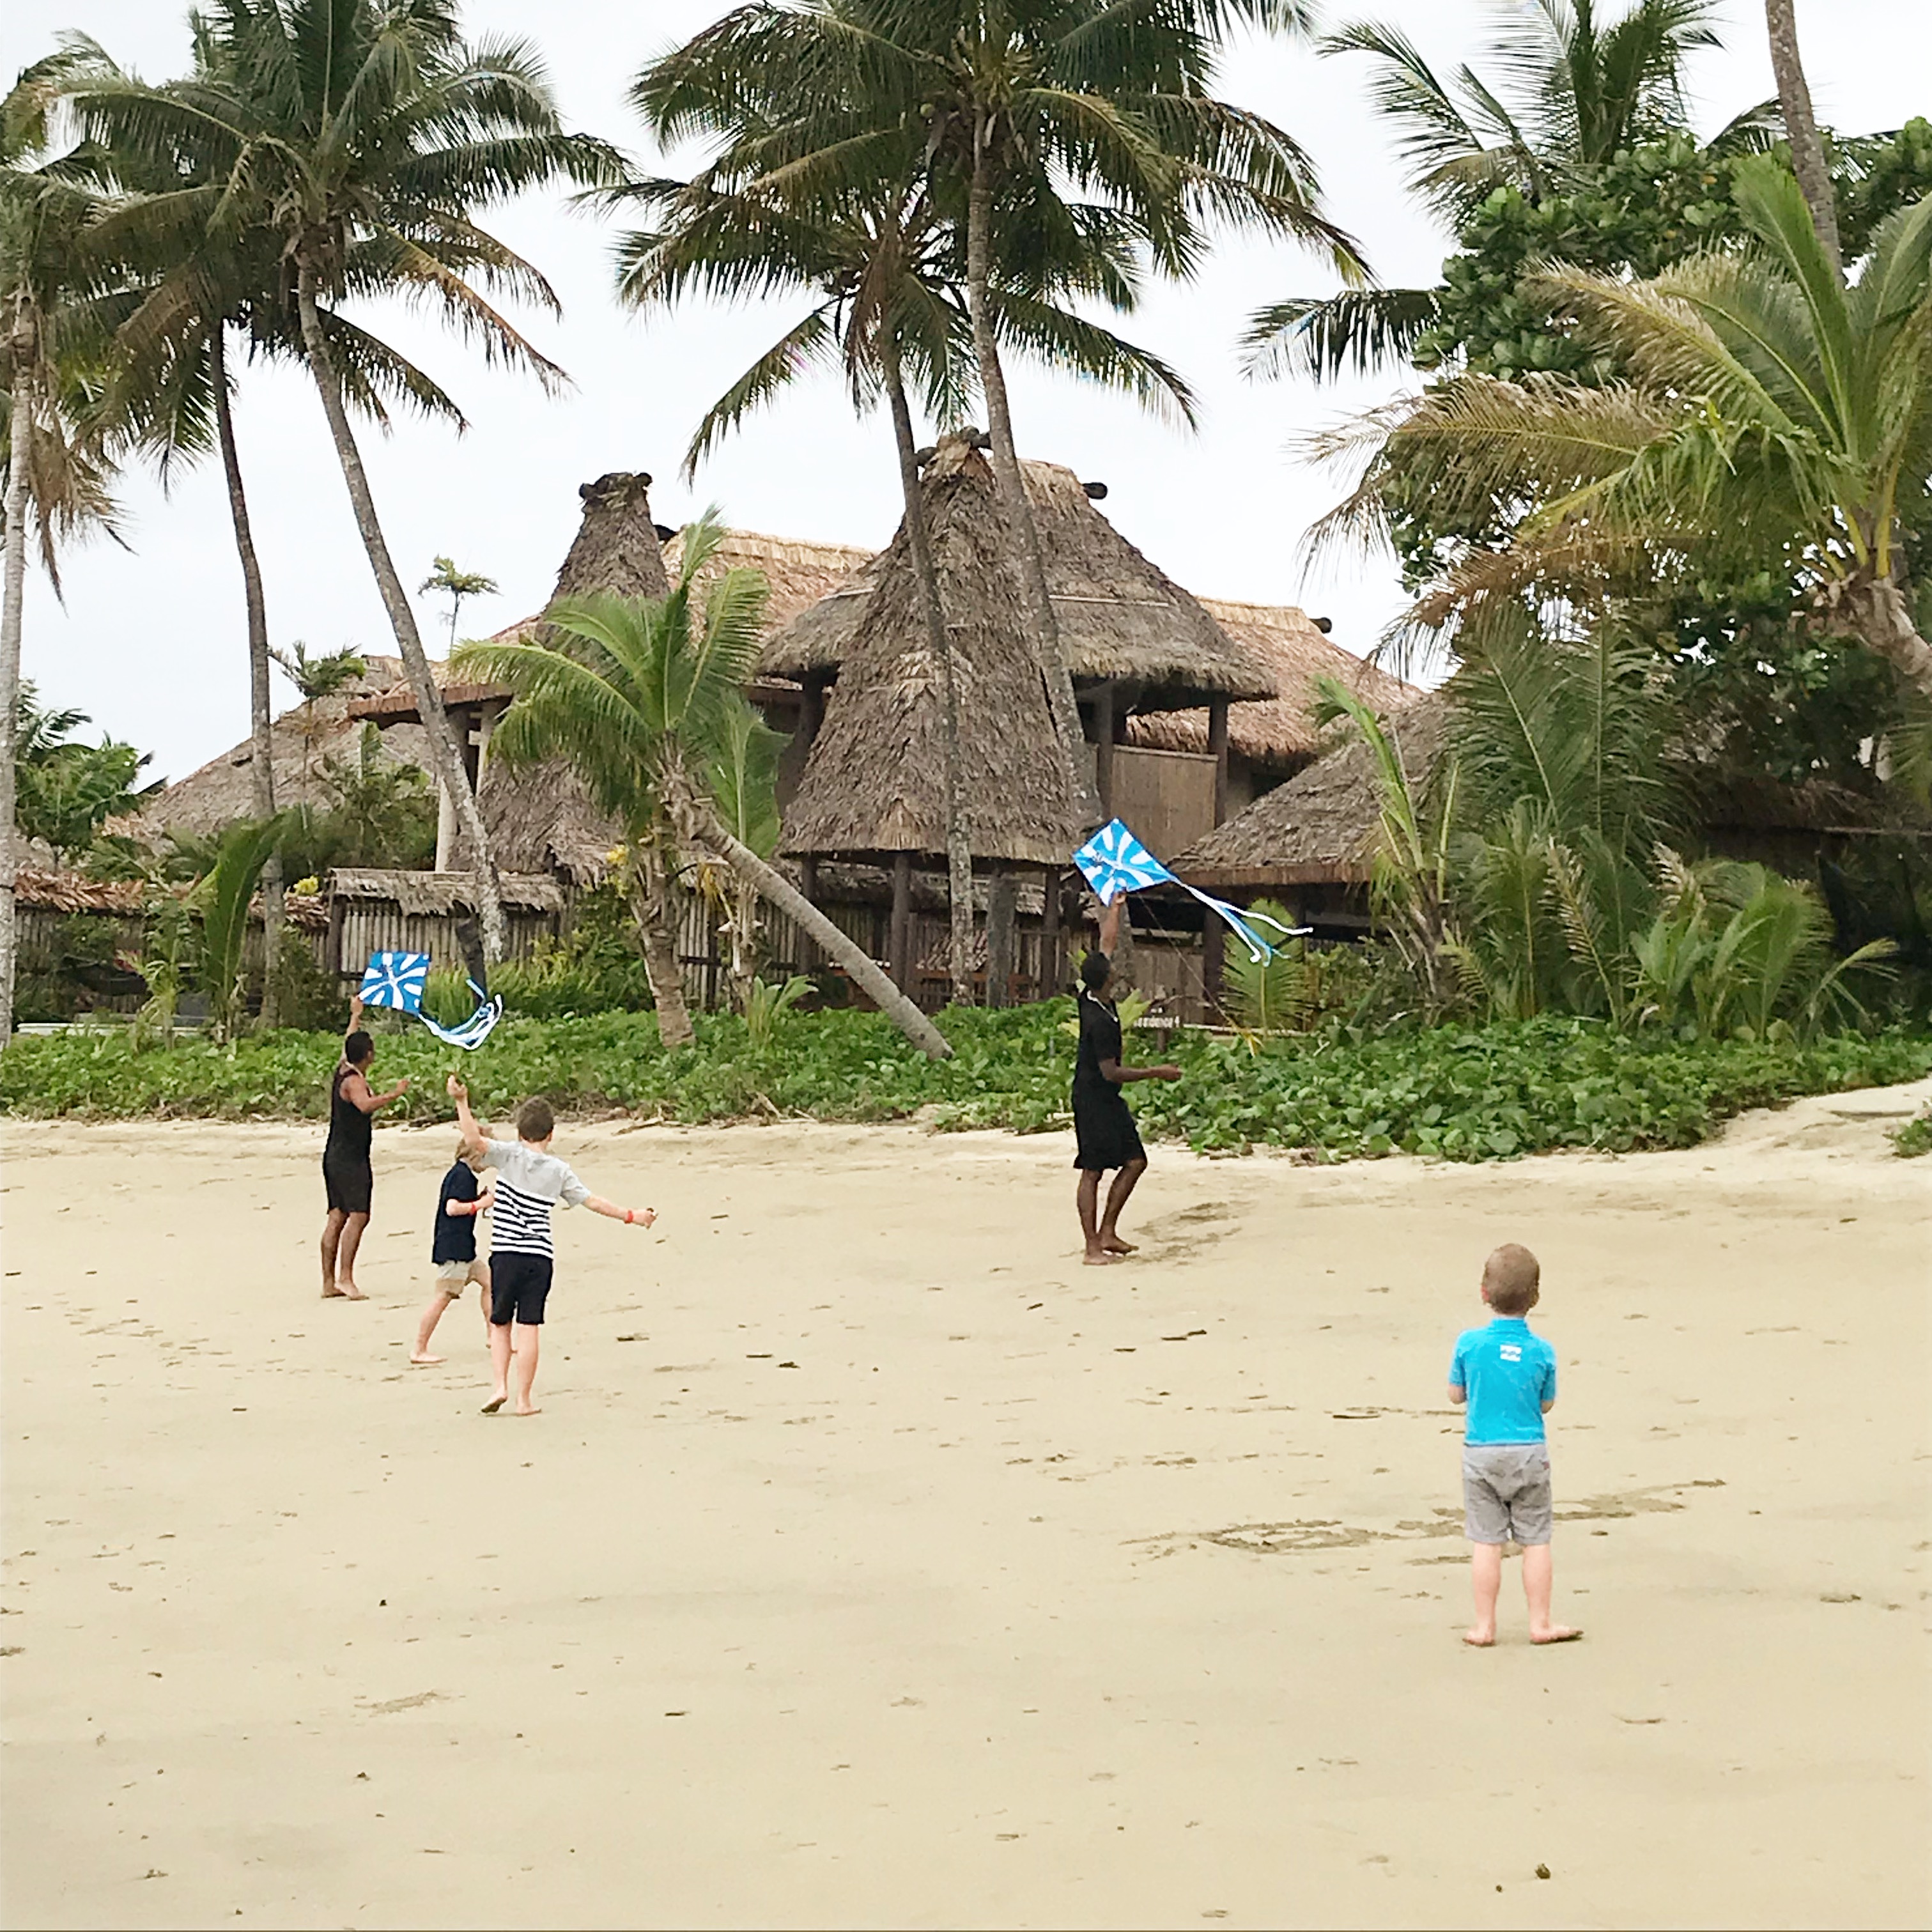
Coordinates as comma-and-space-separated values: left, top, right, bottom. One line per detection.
431, 1161, 480, 1265
1449, 1318, 1557, 1444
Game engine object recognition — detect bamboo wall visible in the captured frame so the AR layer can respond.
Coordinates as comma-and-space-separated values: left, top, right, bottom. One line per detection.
326, 903, 559, 978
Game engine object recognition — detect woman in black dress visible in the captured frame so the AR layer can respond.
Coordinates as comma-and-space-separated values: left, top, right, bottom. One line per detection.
1072, 899, 1180, 1264
320, 994, 409, 1299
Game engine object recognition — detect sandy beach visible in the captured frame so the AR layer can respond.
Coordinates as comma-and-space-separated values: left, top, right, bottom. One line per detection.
3, 1088, 1928, 1931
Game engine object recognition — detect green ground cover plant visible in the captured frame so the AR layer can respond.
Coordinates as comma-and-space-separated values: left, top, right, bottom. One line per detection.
5, 1005, 1928, 1164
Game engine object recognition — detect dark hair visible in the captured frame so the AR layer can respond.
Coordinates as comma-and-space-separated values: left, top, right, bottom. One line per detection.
1483, 1243, 1541, 1317
1079, 950, 1112, 992
343, 1030, 374, 1067
516, 1097, 556, 1143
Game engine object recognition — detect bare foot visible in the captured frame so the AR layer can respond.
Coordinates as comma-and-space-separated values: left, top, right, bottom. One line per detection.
1083, 1249, 1121, 1266
331, 1283, 367, 1302
1531, 1625, 1583, 1644
512, 1403, 541, 1417
409, 1353, 444, 1366
1100, 1235, 1138, 1255
321, 1286, 345, 1299
1462, 1628, 1496, 1647
481, 1395, 507, 1415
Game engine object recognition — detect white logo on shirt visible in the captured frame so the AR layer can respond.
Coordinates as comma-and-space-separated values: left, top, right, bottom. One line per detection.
1500, 1343, 1522, 1362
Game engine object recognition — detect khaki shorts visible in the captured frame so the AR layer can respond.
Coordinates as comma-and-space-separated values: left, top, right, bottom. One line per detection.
1462, 1443, 1554, 1545
435, 1259, 488, 1294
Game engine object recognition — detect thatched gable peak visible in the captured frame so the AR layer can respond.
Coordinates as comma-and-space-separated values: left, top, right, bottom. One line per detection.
546, 470, 673, 614
758, 452, 1276, 709
779, 431, 1078, 867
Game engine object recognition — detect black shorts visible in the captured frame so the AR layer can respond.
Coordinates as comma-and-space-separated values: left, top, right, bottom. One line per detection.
490, 1251, 553, 1327
1072, 1090, 1146, 1172
323, 1155, 373, 1216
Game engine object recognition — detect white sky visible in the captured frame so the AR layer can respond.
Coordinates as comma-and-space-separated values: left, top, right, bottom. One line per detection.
8, 0, 1928, 784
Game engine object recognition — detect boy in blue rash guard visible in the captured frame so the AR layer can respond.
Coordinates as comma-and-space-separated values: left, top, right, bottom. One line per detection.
1448, 1243, 1582, 1648
410, 1141, 495, 1365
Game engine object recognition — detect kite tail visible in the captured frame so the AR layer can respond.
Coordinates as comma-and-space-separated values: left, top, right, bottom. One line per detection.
1177, 886, 1311, 962
418, 981, 504, 1051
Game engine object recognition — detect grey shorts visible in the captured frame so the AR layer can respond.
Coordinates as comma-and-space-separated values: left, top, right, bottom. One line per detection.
1462, 1443, 1554, 1545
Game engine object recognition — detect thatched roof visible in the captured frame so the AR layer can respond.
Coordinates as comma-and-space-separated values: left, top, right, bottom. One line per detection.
779, 435, 1078, 866
1175, 692, 1449, 888
139, 656, 434, 839
759, 458, 1275, 709
662, 527, 874, 637
328, 869, 564, 916
1125, 600, 1416, 773
15, 868, 147, 914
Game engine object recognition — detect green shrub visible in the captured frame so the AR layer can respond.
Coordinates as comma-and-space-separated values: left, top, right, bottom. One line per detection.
4, 1003, 1928, 1165
1893, 1110, 1932, 1157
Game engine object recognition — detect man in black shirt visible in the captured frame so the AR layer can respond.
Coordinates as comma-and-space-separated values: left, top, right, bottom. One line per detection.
1072, 899, 1180, 1264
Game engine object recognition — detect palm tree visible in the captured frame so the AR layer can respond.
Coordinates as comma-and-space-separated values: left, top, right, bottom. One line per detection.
270, 640, 367, 782
1248, 0, 1773, 382
1311, 160, 1932, 699
614, 87, 1190, 1007
1, 55, 129, 1045
70, 0, 624, 963
58, 26, 486, 1021
455, 516, 952, 1059
421, 555, 498, 651
643, 0, 1359, 830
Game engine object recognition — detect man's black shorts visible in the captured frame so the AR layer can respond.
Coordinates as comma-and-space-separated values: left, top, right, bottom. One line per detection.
322, 1154, 373, 1216
490, 1251, 553, 1327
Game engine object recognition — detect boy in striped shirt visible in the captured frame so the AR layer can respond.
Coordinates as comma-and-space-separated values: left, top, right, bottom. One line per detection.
447, 1076, 654, 1416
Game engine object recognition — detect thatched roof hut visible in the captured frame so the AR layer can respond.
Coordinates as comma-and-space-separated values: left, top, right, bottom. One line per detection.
759, 457, 1274, 711
1126, 599, 1415, 782
779, 434, 1078, 867
1175, 691, 1449, 889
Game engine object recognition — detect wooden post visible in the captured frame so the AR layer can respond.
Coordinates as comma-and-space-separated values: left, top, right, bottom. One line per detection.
890, 851, 913, 991
434, 782, 458, 872
985, 866, 1016, 1008
1094, 681, 1116, 819
1200, 908, 1224, 1023
797, 855, 819, 970
801, 674, 827, 747
1040, 866, 1062, 998
1207, 695, 1230, 826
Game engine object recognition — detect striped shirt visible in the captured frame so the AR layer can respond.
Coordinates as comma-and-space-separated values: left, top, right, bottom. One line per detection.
481, 1139, 589, 1259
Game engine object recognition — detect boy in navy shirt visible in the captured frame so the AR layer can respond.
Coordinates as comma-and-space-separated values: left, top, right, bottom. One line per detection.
1448, 1243, 1581, 1647
410, 1141, 495, 1365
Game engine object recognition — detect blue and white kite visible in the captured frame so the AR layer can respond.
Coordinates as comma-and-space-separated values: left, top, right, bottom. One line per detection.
358, 950, 503, 1051
359, 950, 429, 1012
1072, 817, 1307, 962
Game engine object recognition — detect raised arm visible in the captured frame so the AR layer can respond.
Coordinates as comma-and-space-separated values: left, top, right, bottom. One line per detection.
445, 1074, 488, 1162
1099, 895, 1124, 957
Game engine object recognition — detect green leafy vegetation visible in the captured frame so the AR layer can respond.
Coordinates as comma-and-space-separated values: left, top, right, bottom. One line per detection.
4, 1003, 1926, 1166
1892, 1109, 1932, 1157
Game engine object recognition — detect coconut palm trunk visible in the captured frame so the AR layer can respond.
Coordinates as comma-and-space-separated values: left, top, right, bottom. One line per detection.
881, 342, 975, 1006
966, 120, 1101, 833
1763, 0, 1841, 277
663, 771, 950, 1059
209, 321, 284, 1022
0, 350, 29, 1047
627, 833, 697, 1048
293, 262, 507, 961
